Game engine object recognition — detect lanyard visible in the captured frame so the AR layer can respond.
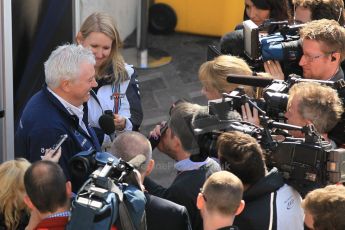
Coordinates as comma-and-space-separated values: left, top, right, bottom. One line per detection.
111, 82, 121, 114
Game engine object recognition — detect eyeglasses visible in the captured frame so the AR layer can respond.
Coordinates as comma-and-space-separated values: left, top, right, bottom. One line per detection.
302, 51, 335, 63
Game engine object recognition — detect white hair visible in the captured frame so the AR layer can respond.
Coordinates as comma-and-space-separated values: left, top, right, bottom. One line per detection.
44, 44, 95, 88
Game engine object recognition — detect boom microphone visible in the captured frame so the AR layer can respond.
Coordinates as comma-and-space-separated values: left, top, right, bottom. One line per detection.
227, 74, 275, 88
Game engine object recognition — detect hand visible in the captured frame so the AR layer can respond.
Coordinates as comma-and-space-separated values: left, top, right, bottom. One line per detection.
149, 121, 167, 139
41, 147, 61, 163
114, 114, 126, 131
25, 209, 41, 230
264, 60, 284, 80
241, 103, 260, 126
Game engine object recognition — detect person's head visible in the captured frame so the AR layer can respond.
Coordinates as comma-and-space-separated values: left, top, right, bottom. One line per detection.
199, 55, 259, 100
292, 0, 344, 24
197, 171, 245, 229
244, 0, 291, 26
24, 161, 71, 214
285, 82, 343, 138
77, 12, 128, 82
160, 102, 204, 160
0, 159, 31, 229
299, 19, 345, 80
217, 131, 266, 187
111, 131, 153, 179
302, 185, 345, 230
44, 44, 97, 107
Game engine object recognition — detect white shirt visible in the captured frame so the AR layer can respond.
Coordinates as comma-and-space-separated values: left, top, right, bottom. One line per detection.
47, 87, 90, 136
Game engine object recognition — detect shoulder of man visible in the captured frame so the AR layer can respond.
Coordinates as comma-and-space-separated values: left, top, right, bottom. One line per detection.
145, 193, 192, 230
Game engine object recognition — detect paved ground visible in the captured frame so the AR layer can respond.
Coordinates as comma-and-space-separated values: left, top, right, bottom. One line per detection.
124, 31, 220, 186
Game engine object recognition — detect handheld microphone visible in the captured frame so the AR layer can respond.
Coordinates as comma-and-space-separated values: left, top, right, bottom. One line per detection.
98, 111, 116, 141
227, 74, 275, 88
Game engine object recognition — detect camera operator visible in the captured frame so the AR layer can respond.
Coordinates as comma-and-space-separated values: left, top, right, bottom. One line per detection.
302, 185, 345, 230
217, 131, 304, 230
144, 101, 221, 230
220, 0, 291, 56
292, 0, 344, 25
197, 171, 245, 230
298, 19, 345, 81
110, 131, 192, 230
285, 82, 343, 144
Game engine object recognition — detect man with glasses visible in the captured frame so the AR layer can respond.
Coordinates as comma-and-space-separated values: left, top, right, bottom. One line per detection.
292, 0, 344, 25
298, 19, 345, 81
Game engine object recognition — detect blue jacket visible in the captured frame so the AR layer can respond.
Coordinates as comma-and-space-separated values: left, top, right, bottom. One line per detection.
15, 85, 101, 190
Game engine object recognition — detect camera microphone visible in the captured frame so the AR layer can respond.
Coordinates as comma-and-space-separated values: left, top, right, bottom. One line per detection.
98, 111, 116, 141
128, 154, 147, 169
227, 74, 275, 88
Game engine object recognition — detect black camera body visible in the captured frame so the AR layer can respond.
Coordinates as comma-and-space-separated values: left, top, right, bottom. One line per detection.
67, 150, 145, 230
193, 94, 345, 195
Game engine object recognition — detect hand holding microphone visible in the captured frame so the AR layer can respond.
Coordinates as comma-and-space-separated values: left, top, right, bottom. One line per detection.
114, 114, 126, 131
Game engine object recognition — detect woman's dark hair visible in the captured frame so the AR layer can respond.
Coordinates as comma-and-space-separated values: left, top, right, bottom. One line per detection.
244, 0, 292, 22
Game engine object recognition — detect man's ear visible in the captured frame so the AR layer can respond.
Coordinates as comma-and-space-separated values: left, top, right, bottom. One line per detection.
234, 200, 245, 216
66, 181, 72, 198
196, 193, 205, 210
145, 159, 155, 176
23, 194, 35, 210
60, 79, 72, 92
76, 32, 84, 45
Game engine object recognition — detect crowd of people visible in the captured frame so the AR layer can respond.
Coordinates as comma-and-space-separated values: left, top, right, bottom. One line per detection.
2, 0, 345, 229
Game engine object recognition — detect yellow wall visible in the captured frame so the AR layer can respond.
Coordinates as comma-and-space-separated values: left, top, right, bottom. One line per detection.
155, 0, 245, 36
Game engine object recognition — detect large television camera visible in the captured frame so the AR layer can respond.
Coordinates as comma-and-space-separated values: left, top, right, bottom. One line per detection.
192, 92, 345, 195
243, 19, 303, 62
67, 150, 146, 230
227, 74, 345, 145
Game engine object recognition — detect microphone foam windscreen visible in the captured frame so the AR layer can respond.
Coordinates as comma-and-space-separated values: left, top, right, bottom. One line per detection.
98, 114, 115, 135
128, 154, 147, 169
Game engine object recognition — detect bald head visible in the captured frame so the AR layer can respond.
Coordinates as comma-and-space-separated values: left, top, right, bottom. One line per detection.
111, 131, 152, 173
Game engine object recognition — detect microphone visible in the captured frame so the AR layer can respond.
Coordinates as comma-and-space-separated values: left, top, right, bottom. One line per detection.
128, 154, 147, 169
227, 74, 275, 88
225, 110, 242, 121
98, 111, 115, 141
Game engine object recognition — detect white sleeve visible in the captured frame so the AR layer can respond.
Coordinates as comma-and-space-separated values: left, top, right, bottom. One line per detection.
276, 184, 304, 230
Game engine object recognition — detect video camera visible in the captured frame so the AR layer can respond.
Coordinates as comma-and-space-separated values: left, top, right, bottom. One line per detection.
192, 90, 345, 195
243, 19, 303, 62
67, 150, 146, 230
227, 73, 345, 145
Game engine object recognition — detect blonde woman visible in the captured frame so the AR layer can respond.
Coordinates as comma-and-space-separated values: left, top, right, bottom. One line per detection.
0, 158, 31, 230
77, 12, 143, 147
198, 55, 270, 123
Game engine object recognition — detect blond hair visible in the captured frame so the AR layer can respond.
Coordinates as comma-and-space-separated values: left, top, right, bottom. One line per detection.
199, 55, 269, 98
0, 158, 31, 229
300, 19, 345, 61
79, 12, 128, 83
302, 185, 345, 230
288, 82, 343, 133
201, 171, 243, 215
